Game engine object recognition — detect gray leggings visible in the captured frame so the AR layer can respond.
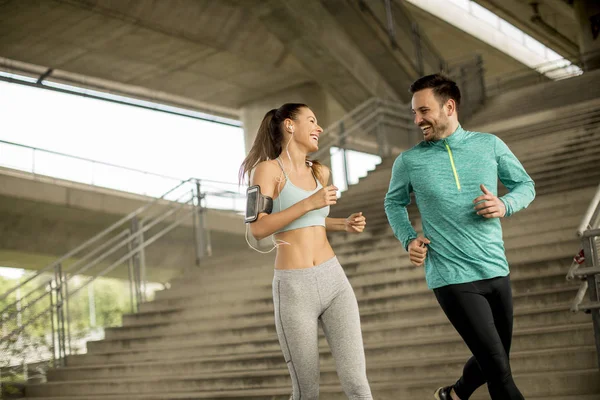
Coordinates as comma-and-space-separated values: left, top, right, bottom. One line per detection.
272, 256, 373, 400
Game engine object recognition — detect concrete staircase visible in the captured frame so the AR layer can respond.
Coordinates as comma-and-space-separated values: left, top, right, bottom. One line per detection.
22, 73, 600, 399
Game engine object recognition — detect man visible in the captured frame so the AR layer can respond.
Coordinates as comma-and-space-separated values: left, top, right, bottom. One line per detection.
384, 74, 535, 400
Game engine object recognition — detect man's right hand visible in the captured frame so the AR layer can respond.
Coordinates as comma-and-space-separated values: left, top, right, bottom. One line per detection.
408, 237, 431, 267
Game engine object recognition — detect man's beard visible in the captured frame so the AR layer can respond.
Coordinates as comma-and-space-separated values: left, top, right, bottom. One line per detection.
422, 115, 449, 142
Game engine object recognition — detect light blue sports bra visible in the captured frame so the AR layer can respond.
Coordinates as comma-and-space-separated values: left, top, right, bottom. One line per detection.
273, 158, 330, 234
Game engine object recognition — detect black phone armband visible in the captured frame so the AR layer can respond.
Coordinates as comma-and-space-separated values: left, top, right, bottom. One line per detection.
245, 185, 273, 223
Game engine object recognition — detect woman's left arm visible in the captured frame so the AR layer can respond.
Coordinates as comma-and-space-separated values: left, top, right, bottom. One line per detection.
326, 217, 346, 231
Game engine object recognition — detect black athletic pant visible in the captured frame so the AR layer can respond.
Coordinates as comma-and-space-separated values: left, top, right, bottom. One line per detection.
433, 275, 525, 400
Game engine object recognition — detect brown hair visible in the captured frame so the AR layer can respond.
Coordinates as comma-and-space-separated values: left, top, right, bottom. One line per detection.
239, 103, 325, 186
409, 74, 461, 111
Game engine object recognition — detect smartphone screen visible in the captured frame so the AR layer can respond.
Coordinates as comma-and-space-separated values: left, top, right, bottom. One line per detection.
246, 186, 258, 221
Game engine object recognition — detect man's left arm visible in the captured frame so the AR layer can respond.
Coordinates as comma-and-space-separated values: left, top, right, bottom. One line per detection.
495, 136, 536, 217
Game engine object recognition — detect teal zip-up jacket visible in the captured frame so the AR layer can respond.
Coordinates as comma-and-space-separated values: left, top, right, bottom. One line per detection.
384, 125, 535, 289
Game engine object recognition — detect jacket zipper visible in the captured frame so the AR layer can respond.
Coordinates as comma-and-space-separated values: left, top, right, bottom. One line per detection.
444, 140, 461, 191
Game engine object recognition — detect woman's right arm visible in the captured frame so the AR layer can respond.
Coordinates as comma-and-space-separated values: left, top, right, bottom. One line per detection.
249, 161, 337, 241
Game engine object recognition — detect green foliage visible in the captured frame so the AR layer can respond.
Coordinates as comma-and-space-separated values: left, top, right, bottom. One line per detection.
0, 272, 134, 388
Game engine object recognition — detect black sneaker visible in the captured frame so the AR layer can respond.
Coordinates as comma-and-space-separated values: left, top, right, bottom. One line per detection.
434, 386, 453, 400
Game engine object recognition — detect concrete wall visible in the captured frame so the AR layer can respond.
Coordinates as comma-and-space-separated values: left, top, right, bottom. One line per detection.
0, 168, 247, 283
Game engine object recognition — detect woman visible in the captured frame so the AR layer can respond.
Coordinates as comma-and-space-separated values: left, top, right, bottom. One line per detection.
239, 103, 373, 400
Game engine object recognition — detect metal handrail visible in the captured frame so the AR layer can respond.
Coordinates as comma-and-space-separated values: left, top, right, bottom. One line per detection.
0, 177, 220, 370
577, 184, 600, 237
66, 202, 197, 303
567, 182, 600, 370
0, 157, 245, 305
0, 178, 191, 303
0, 190, 197, 321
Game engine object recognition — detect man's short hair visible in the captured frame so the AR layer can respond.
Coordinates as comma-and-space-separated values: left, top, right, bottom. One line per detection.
409, 74, 461, 110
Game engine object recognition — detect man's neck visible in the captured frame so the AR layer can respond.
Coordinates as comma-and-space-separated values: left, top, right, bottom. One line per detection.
438, 120, 460, 140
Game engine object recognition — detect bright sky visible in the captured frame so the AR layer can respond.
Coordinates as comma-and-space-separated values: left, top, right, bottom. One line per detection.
0, 80, 246, 192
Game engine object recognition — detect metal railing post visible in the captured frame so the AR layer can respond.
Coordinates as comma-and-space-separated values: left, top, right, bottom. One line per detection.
139, 220, 147, 303
54, 264, 66, 366
192, 187, 201, 266
583, 235, 600, 369
194, 180, 211, 265
64, 274, 71, 363
130, 217, 142, 311
48, 283, 56, 369
127, 236, 136, 314
16, 284, 25, 381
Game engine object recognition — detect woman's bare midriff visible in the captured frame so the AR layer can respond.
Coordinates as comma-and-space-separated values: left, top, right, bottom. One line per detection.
274, 226, 335, 270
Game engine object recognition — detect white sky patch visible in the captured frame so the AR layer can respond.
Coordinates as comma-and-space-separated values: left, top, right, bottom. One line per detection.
0, 80, 246, 199
0, 266, 25, 279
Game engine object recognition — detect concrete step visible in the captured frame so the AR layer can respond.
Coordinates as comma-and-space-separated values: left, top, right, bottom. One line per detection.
505, 110, 600, 142
22, 393, 600, 400
156, 233, 578, 305
142, 256, 578, 322
507, 119, 600, 156
105, 282, 584, 339
25, 365, 600, 398
106, 298, 588, 348
518, 136, 600, 168
141, 256, 581, 324
469, 70, 600, 127
491, 97, 600, 138
48, 345, 596, 383
83, 320, 594, 365
155, 241, 578, 308
126, 270, 580, 332
126, 276, 579, 331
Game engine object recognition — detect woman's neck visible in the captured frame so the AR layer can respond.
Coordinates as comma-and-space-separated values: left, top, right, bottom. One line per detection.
278, 148, 309, 172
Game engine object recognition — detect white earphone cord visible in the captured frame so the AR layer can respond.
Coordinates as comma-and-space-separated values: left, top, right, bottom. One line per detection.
245, 128, 295, 254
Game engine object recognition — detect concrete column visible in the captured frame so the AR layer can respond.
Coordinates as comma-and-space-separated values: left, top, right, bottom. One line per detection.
240, 82, 346, 166
574, 0, 600, 71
